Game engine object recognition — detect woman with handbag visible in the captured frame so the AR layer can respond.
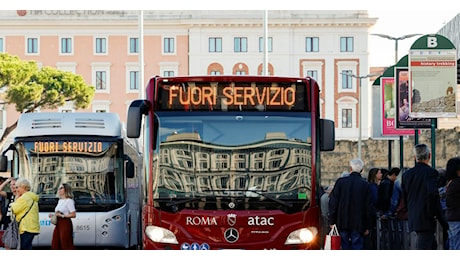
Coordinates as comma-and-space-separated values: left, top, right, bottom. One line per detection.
11, 178, 40, 250
0, 177, 18, 249
49, 183, 76, 249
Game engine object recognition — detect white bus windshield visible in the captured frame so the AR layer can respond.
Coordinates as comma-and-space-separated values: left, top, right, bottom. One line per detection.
15, 140, 125, 208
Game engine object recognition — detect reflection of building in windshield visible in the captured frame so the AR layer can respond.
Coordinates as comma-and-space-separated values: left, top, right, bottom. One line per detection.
32, 155, 115, 202
158, 132, 312, 198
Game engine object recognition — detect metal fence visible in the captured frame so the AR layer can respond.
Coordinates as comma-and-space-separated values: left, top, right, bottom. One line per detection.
374, 217, 445, 250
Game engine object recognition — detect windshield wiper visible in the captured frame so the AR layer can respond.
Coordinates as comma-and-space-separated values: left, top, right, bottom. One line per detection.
245, 189, 293, 208
165, 197, 204, 207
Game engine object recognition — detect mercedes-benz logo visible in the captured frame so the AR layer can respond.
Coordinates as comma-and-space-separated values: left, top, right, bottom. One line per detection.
224, 228, 239, 243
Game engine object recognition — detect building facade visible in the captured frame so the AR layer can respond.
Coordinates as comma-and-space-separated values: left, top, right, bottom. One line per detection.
0, 10, 377, 143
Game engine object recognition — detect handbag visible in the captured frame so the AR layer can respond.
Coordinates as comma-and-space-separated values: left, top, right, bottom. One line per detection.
50, 214, 58, 225
324, 224, 341, 250
1, 200, 35, 249
2, 216, 20, 249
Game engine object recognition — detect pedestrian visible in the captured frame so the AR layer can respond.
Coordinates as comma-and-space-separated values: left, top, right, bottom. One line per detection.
320, 184, 334, 247
388, 169, 407, 250
365, 167, 381, 250
390, 168, 409, 219
437, 167, 449, 249
367, 168, 382, 206
402, 144, 449, 250
11, 178, 40, 250
444, 157, 460, 250
321, 185, 333, 218
377, 167, 400, 218
328, 158, 373, 250
0, 177, 18, 231
375, 168, 389, 214
376, 167, 399, 250
49, 183, 76, 249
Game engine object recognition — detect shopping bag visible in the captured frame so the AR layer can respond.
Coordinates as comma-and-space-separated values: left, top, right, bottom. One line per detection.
324, 224, 341, 250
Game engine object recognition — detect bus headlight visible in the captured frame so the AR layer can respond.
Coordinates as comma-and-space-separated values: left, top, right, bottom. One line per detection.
145, 226, 179, 244
284, 227, 318, 245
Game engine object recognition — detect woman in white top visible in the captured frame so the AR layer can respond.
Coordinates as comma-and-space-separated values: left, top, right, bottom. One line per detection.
49, 183, 76, 249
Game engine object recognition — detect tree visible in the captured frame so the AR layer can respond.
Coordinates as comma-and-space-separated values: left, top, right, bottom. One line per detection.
0, 53, 95, 149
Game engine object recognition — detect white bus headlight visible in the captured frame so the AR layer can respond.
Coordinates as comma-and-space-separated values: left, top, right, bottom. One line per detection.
284, 227, 318, 245
145, 226, 179, 244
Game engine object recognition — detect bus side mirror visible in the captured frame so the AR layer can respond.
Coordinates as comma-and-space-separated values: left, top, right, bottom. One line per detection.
0, 154, 8, 172
320, 119, 335, 151
127, 99, 150, 138
0, 144, 15, 172
125, 156, 135, 179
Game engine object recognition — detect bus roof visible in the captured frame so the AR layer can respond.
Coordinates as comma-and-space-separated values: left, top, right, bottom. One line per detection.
14, 112, 122, 138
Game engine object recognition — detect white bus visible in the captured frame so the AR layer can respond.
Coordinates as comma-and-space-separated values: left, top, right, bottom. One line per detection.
0, 112, 142, 249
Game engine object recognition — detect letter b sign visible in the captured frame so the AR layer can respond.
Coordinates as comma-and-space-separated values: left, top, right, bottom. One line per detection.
427, 36, 438, 48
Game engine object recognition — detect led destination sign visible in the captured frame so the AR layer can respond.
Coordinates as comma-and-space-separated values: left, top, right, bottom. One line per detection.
33, 141, 104, 153
157, 81, 310, 111
168, 86, 296, 106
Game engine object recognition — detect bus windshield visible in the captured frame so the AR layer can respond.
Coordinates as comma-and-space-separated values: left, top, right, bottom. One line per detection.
154, 111, 313, 212
15, 140, 125, 210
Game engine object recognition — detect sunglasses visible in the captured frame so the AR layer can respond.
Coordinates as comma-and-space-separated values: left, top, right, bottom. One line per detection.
59, 186, 64, 190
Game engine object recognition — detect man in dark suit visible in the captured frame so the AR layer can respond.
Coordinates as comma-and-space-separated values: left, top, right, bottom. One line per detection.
402, 144, 449, 249
328, 158, 373, 250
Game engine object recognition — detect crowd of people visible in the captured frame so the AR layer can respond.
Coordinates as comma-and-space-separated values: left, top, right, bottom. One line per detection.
324, 143, 460, 250
0, 176, 76, 250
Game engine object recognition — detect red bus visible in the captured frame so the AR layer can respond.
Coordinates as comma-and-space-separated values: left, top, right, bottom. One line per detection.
127, 75, 335, 250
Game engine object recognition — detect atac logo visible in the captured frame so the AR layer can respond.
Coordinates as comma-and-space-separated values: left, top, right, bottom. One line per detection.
186, 216, 217, 226
227, 213, 237, 226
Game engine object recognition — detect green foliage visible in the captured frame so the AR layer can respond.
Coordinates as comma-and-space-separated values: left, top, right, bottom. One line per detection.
0, 53, 37, 88
0, 53, 95, 113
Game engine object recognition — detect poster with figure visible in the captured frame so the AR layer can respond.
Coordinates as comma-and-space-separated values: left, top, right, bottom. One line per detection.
381, 77, 416, 136
395, 67, 431, 129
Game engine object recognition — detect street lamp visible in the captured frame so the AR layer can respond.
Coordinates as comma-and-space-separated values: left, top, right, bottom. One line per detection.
371, 33, 422, 63
341, 72, 378, 159
371, 33, 422, 168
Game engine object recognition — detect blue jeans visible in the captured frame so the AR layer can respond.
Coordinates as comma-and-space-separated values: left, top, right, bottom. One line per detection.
415, 231, 436, 250
20, 232, 37, 250
448, 221, 460, 250
340, 230, 364, 250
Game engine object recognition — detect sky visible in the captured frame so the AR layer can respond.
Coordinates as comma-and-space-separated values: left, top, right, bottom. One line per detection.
3, 0, 459, 68
368, 9, 458, 67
